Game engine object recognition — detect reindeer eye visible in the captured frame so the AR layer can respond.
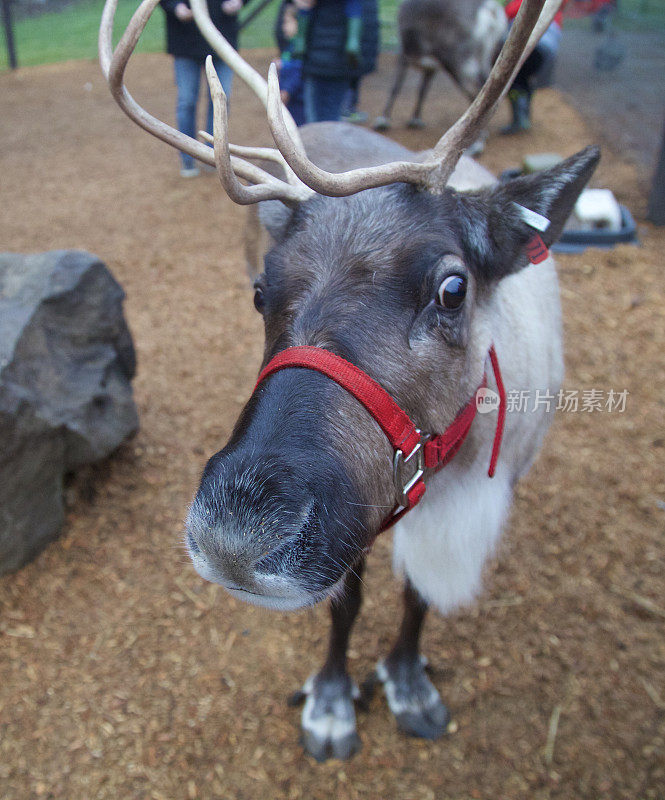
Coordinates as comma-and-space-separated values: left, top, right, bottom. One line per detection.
253, 286, 265, 313
437, 275, 467, 309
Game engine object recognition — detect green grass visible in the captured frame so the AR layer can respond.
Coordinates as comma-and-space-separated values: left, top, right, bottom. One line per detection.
621, 0, 664, 17
1, 0, 401, 71
562, 0, 665, 30
3, 0, 159, 69
0, 0, 283, 71
615, 0, 665, 30
3, 0, 662, 72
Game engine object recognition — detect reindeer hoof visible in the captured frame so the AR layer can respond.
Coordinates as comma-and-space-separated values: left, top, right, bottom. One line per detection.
376, 656, 450, 740
406, 117, 425, 130
297, 673, 362, 762
372, 116, 391, 131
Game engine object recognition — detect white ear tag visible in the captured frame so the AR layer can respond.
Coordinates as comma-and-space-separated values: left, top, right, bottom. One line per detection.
512, 202, 551, 232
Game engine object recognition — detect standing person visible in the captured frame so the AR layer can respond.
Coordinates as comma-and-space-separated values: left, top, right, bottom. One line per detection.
160, 0, 243, 177
298, 0, 379, 124
501, 0, 565, 134
274, 0, 307, 126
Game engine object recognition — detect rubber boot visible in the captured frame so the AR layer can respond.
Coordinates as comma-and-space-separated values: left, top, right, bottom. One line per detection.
501, 89, 531, 135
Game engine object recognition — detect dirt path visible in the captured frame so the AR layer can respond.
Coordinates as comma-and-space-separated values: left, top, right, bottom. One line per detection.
0, 52, 664, 800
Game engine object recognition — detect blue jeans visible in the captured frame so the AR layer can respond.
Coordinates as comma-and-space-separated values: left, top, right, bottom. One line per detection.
303, 76, 352, 123
173, 56, 233, 169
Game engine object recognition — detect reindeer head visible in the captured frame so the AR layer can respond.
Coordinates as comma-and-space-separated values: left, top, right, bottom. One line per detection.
100, 0, 598, 610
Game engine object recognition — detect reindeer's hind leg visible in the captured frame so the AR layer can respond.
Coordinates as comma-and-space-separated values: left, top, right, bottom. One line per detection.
373, 56, 409, 131
407, 66, 436, 129
376, 579, 450, 739
290, 559, 365, 761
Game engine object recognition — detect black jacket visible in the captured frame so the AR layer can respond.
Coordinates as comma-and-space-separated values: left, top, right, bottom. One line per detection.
301, 0, 379, 81
160, 0, 241, 61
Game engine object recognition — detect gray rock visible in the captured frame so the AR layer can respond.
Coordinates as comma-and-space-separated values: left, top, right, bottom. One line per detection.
0, 251, 138, 574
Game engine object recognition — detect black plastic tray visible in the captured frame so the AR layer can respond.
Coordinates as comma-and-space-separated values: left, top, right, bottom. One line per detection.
553, 205, 638, 253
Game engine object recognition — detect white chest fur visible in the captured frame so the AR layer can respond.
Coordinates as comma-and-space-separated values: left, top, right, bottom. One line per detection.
393, 257, 564, 613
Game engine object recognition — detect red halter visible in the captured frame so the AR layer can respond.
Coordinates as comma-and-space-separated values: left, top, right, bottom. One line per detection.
254, 345, 506, 533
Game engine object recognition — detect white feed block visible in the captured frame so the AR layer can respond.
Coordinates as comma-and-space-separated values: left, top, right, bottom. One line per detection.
574, 188, 623, 231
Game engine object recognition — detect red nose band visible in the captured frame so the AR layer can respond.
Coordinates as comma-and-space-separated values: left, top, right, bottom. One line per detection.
254, 345, 506, 533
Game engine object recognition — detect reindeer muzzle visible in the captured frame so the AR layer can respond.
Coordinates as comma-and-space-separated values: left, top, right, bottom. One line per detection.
253, 346, 506, 534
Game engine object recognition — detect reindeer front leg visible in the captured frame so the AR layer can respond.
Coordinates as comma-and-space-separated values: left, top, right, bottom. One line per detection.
376, 579, 451, 739
290, 559, 365, 761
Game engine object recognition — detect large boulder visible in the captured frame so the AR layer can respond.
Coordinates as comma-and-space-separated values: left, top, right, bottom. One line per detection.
0, 251, 138, 574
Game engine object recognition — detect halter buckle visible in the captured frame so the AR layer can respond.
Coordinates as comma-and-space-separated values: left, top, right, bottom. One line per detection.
393, 431, 431, 508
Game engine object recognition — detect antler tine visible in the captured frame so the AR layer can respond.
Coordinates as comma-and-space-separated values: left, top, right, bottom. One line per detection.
262, 0, 561, 198
426, 0, 562, 190
266, 63, 433, 197
200, 129, 307, 188
102, 0, 560, 202
227, 144, 310, 189
200, 131, 285, 165
189, 0, 304, 153
205, 57, 313, 205
100, 0, 312, 203
100, 0, 215, 167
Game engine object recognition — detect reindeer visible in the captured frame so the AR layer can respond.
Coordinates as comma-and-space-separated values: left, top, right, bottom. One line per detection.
100, 0, 598, 762
373, 0, 508, 132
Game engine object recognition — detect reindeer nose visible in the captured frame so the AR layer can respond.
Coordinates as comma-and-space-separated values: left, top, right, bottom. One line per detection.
185, 527, 258, 589
185, 500, 332, 612
186, 517, 310, 588
184, 453, 329, 600
185, 370, 369, 609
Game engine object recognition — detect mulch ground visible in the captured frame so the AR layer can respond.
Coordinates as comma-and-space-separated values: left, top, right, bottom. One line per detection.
0, 51, 663, 800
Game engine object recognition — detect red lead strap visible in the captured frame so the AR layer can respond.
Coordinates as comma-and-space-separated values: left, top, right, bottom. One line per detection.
254, 345, 506, 532
487, 345, 506, 478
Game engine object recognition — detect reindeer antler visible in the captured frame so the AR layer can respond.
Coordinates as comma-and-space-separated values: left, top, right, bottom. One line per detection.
426, 0, 561, 190
100, 0, 562, 203
99, 0, 312, 205
265, 0, 563, 194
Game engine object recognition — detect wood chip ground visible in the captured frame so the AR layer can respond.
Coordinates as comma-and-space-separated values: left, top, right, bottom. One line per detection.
1, 51, 663, 800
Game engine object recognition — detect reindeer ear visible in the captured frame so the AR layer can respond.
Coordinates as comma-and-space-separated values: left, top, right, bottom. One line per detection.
258, 199, 296, 243
245, 201, 298, 280
459, 146, 601, 281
